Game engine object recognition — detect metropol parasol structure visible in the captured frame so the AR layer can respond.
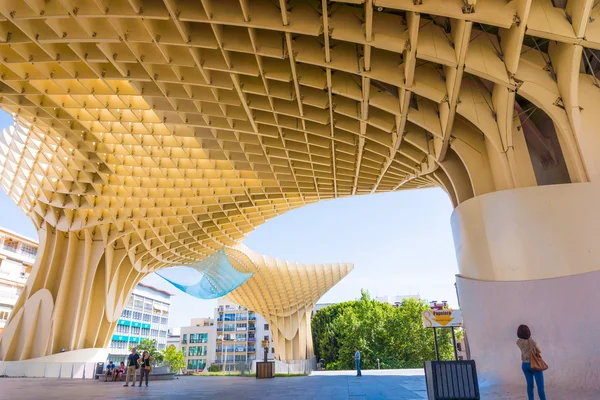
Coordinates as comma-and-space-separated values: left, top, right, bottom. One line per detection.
0, 0, 598, 389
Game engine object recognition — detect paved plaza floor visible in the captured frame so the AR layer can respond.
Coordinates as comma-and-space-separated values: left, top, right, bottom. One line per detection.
1, 370, 599, 399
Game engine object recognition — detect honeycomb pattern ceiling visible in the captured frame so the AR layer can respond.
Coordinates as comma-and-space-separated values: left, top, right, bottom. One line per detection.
0, 0, 596, 270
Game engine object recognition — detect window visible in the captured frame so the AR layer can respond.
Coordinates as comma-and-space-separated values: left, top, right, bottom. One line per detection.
264, 324, 269, 331
121, 309, 132, 318
182, 347, 186, 356
130, 326, 140, 335
133, 298, 143, 311
158, 344, 165, 350
144, 302, 153, 312
151, 329, 159, 337
143, 313, 151, 322
187, 359, 206, 370
132, 311, 142, 321
159, 330, 167, 338
161, 317, 168, 325
152, 315, 160, 323
224, 324, 235, 332
3, 238, 18, 252
271, 348, 275, 354
141, 328, 150, 336
20, 243, 37, 258
182, 334, 187, 344
224, 313, 235, 321
263, 336, 269, 341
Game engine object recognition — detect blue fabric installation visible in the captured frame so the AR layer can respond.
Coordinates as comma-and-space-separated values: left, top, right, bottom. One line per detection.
157, 249, 253, 299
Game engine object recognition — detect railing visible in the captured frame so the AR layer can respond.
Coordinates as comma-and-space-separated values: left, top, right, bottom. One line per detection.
252, 357, 317, 376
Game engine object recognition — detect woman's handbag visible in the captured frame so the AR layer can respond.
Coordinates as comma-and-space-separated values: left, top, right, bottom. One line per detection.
529, 339, 548, 371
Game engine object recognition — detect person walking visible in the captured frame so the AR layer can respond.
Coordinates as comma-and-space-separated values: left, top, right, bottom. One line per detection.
353, 347, 362, 377
123, 347, 140, 387
516, 325, 546, 400
138, 350, 154, 387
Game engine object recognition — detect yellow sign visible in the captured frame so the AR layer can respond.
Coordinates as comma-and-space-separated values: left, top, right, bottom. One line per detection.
422, 309, 462, 328
261, 340, 269, 347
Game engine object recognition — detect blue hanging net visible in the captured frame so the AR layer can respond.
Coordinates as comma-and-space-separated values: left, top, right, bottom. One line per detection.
157, 249, 253, 299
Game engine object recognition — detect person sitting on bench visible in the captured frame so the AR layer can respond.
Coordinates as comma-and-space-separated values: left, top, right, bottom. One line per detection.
115, 362, 126, 381
104, 361, 116, 382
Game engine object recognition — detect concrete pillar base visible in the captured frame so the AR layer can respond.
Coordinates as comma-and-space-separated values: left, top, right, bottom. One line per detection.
457, 272, 600, 390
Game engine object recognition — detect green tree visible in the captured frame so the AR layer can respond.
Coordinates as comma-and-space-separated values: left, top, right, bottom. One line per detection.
312, 291, 455, 370
130, 339, 164, 365
162, 344, 185, 373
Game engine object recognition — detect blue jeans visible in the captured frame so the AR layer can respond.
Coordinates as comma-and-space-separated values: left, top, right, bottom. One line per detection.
355, 359, 361, 376
522, 362, 546, 400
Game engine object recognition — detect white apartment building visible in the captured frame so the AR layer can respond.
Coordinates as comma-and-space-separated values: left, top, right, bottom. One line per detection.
180, 318, 215, 372
108, 283, 172, 364
213, 298, 274, 370
178, 299, 275, 373
0, 227, 37, 334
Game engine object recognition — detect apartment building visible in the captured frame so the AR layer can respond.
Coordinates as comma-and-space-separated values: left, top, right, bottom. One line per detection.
213, 298, 274, 370
181, 318, 214, 372
108, 283, 172, 364
0, 227, 37, 334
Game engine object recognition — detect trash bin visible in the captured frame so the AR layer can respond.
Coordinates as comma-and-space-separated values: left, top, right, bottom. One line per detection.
424, 360, 480, 399
95, 362, 104, 380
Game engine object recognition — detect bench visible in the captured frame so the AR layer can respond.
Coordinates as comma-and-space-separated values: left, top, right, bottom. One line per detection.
96, 366, 175, 382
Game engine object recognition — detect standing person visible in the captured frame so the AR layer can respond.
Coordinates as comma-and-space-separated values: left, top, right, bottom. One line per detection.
138, 350, 154, 387
353, 347, 362, 377
516, 325, 546, 400
123, 347, 140, 387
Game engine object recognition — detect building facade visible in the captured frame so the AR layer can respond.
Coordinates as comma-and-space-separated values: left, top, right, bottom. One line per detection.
213, 298, 274, 370
180, 318, 214, 372
0, 228, 37, 335
178, 299, 275, 373
167, 327, 181, 352
108, 283, 172, 364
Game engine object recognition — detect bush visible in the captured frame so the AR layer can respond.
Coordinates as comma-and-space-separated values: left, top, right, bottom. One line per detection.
207, 364, 222, 372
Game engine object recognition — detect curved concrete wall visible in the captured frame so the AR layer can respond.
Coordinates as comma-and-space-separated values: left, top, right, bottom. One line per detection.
457, 272, 600, 390
451, 182, 600, 281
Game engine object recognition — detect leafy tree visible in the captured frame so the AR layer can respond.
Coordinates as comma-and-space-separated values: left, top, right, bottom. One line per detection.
162, 344, 185, 373
130, 339, 164, 365
312, 291, 455, 370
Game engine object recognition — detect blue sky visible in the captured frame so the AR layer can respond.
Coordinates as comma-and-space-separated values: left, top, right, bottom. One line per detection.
0, 111, 460, 329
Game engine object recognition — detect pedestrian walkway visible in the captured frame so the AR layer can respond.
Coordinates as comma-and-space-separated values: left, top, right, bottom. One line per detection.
0, 371, 427, 400
2, 370, 598, 399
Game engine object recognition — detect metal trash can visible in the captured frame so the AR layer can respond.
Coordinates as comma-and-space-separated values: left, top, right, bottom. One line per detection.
424, 360, 480, 399
95, 362, 104, 380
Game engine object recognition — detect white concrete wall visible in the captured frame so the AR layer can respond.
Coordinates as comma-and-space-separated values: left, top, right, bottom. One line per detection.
0, 348, 108, 379
457, 272, 600, 391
